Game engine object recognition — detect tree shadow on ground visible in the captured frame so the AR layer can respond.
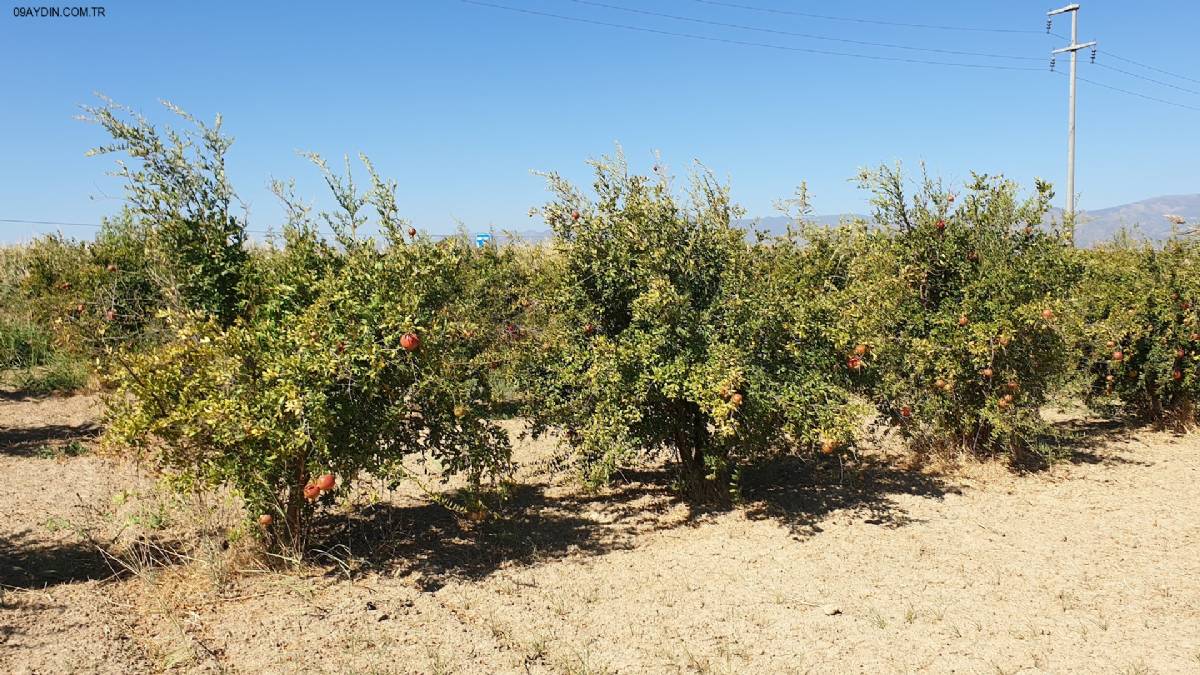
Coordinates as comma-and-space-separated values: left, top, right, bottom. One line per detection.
310, 474, 681, 591
739, 454, 957, 538
0, 389, 54, 403
1016, 416, 1154, 471
0, 422, 98, 457
312, 453, 957, 589
0, 529, 118, 589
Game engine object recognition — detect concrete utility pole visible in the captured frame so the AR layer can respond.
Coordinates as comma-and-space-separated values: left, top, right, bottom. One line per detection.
1048, 4, 1097, 224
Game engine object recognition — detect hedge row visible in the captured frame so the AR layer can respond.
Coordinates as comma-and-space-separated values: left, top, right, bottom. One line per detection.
3, 102, 1196, 555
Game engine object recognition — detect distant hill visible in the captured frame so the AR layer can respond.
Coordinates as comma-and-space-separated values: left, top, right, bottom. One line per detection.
492, 194, 1199, 246
1057, 194, 1200, 245
738, 194, 1200, 245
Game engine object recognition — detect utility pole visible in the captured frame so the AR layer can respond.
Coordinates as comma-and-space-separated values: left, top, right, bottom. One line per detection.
1048, 4, 1097, 228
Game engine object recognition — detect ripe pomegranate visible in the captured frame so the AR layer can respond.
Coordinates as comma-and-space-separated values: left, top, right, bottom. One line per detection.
258, 514, 273, 527
400, 332, 421, 351
1112, 350, 1124, 361
583, 323, 596, 336
730, 392, 744, 407
453, 404, 467, 418
1105, 374, 1114, 382
998, 335, 1011, 347
847, 355, 863, 370
947, 193, 956, 204
819, 439, 837, 455
1176, 348, 1187, 359
935, 219, 946, 231
105, 309, 116, 321
408, 226, 417, 237
981, 367, 993, 378
1003, 393, 1014, 403
76, 303, 85, 313
1192, 332, 1200, 341
1024, 225, 1035, 235
106, 263, 117, 273
899, 405, 912, 418
997, 398, 1010, 410
1106, 340, 1115, 348
316, 473, 335, 491
571, 210, 580, 221
854, 343, 868, 356
958, 314, 969, 327
1173, 370, 1184, 381
1041, 308, 1054, 320
1006, 380, 1019, 391
303, 483, 321, 501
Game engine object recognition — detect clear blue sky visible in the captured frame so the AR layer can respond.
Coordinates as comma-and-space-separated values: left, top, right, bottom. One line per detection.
1, 1, 1196, 242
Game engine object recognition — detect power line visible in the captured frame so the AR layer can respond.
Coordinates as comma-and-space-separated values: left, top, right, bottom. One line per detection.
460, 0, 1044, 71
0, 218, 105, 229
1094, 62, 1200, 97
564, 0, 1040, 61
1071, 73, 1200, 113
1105, 52, 1200, 86
687, 0, 1044, 34
0, 218, 466, 239
0, 218, 282, 235
1048, 30, 1200, 89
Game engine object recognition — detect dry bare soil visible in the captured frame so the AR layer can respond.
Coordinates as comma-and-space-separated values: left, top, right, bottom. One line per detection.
2, 392, 1198, 674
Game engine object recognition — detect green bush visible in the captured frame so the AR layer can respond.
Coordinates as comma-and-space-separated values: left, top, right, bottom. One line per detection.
1075, 232, 1200, 426
0, 317, 54, 370
840, 166, 1082, 460
104, 157, 514, 556
84, 98, 248, 325
516, 154, 863, 502
10, 354, 90, 395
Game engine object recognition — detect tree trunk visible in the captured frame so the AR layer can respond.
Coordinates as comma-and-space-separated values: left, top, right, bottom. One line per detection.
281, 459, 309, 562
674, 402, 730, 506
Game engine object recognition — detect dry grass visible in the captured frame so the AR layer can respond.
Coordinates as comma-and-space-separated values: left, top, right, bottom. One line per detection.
3, 394, 1199, 674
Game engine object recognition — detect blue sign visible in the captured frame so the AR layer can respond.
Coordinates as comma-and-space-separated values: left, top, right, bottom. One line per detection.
475, 232, 493, 248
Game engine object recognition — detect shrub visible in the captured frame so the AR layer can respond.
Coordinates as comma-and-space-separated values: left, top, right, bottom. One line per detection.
84, 98, 248, 325
1075, 232, 1200, 426
842, 166, 1081, 460
0, 316, 54, 370
517, 154, 863, 503
10, 353, 91, 395
18, 214, 168, 356
104, 157, 513, 556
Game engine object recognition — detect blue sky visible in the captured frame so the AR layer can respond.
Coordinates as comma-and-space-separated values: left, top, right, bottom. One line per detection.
1, 1, 1196, 242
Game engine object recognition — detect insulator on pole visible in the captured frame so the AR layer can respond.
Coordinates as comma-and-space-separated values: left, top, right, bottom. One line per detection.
1050, 56, 1056, 71
1046, 19, 1053, 33
1090, 46, 1097, 63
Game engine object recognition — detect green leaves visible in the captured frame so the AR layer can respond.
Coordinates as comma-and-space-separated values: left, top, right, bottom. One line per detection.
841, 166, 1081, 457
518, 156, 862, 500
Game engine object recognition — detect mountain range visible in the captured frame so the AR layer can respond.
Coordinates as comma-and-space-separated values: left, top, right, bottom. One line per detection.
497, 194, 1199, 246
734, 194, 1200, 246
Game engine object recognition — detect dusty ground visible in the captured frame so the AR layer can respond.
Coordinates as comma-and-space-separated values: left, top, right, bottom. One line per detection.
2, 393, 1199, 674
